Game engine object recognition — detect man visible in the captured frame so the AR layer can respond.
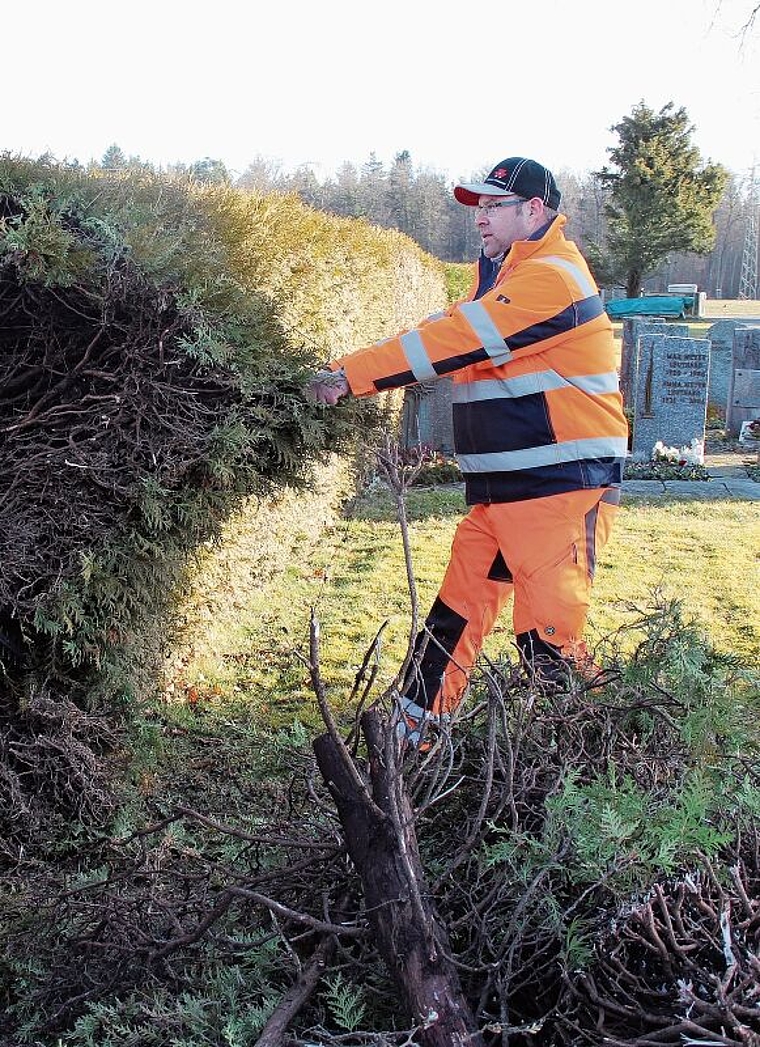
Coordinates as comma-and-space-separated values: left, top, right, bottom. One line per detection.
309, 156, 628, 746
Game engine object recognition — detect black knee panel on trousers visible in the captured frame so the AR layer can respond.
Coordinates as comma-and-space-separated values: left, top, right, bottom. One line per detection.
403, 596, 468, 711
516, 628, 571, 691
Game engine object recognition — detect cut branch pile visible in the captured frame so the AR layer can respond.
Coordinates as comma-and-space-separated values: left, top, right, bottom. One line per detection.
568, 863, 760, 1045
5, 632, 758, 1045
5, 443, 756, 1045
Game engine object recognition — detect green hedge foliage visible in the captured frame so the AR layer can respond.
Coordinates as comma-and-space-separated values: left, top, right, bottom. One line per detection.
0, 156, 447, 713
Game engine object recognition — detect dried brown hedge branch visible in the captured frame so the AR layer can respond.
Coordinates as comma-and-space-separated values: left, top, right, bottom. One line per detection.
565, 859, 760, 1045
0, 688, 116, 856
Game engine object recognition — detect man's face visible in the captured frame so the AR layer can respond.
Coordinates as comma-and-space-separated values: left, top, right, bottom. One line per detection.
474, 194, 533, 258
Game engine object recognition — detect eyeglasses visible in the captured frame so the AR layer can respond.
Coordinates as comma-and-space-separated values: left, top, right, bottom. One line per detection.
474, 197, 526, 218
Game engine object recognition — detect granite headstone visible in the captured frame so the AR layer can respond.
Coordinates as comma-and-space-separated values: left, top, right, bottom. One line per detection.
726, 325, 760, 436
401, 379, 455, 454
706, 319, 760, 417
632, 334, 711, 460
619, 319, 689, 407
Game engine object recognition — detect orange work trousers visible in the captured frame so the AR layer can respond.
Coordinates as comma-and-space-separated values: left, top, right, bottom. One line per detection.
402, 487, 620, 715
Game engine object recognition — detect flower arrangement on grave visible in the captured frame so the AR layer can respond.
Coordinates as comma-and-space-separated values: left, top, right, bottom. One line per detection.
623, 438, 710, 481
652, 438, 705, 466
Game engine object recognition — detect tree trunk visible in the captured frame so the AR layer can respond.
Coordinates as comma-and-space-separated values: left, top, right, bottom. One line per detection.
626, 269, 643, 298
313, 707, 485, 1047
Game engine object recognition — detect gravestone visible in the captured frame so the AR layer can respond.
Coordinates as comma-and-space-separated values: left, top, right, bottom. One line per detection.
620, 317, 663, 406
726, 325, 760, 436
706, 319, 760, 417
631, 334, 711, 460
401, 379, 454, 454
619, 319, 689, 407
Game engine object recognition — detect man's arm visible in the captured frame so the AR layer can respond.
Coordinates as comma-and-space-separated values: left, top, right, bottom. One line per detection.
308, 256, 583, 404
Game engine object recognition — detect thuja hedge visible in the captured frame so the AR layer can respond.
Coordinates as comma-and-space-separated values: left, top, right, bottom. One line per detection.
0, 156, 446, 720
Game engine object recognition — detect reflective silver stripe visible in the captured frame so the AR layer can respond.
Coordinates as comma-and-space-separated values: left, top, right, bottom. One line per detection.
534, 256, 597, 299
453, 373, 553, 402
456, 436, 629, 473
400, 329, 437, 381
426, 310, 446, 321
452, 370, 620, 403
458, 300, 512, 363
564, 371, 620, 395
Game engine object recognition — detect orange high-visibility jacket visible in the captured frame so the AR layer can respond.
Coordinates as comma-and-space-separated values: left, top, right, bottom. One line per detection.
333, 215, 629, 504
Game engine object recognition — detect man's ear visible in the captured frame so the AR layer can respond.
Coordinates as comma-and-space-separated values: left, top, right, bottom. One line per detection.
526, 197, 544, 222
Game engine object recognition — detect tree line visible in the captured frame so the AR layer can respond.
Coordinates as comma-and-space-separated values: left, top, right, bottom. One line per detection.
100, 101, 757, 299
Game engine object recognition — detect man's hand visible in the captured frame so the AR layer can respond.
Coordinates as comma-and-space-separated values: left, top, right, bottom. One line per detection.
307, 367, 350, 405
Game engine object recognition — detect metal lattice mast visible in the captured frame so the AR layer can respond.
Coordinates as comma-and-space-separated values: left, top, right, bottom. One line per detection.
739, 170, 758, 300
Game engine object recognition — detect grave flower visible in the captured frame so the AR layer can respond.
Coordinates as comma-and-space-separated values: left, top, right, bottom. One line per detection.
652, 438, 704, 466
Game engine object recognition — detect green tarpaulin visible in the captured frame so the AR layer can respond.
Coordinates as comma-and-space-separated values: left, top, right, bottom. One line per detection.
605, 296, 691, 319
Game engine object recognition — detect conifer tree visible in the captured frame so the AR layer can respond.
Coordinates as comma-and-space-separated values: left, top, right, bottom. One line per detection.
586, 101, 728, 297
100, 143, 126, 170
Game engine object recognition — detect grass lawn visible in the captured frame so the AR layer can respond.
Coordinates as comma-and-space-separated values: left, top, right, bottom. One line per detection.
176, 484, 760, 729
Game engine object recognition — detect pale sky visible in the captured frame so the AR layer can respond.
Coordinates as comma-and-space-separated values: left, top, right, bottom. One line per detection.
6, 0, 759, 188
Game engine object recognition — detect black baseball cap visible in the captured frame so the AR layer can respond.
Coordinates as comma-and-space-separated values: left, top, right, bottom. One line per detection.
454, 157, 561, 209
